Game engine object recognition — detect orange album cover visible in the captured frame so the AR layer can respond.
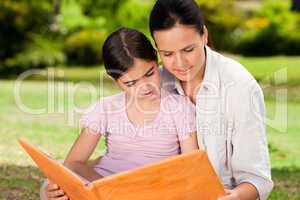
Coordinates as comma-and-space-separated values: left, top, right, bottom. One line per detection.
18, 139, 226, 200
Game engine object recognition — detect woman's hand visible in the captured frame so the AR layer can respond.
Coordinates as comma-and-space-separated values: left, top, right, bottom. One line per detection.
218, 189, 240, 200
218, 183, 258, 200
45, 180, 69, 200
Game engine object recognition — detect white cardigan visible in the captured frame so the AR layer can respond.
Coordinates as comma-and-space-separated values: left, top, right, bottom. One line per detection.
160, 46, 273, 200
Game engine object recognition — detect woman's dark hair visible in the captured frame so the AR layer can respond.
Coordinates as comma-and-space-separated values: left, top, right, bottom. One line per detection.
102, 27, 157, 80
149, 0, 205, 36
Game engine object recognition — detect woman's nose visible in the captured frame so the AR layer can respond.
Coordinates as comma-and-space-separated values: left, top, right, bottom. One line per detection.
173, 52, 186, 68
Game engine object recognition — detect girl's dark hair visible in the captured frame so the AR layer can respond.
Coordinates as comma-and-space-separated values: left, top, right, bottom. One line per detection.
149, 0, 205, 36
102, 27, 157, 80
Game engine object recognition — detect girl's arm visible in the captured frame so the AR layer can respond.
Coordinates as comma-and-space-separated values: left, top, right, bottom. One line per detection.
179, 132, 199, 154
44, 128, 103, 200
63, 128, 103, 181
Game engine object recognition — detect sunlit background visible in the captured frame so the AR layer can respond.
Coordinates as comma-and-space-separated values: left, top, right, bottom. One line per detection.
0, 0, 299, 199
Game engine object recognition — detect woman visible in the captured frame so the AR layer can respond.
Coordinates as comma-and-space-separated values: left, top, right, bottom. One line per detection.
149, 0, 273, 200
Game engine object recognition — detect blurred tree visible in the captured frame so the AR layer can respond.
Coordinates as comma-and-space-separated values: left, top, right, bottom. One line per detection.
195, 0, 245, 51
0, 0, 66, 75
77, 0, 129, 31
237, 0, 300, 55
0, 0, 53, 61
55, 0, 112, 65
58, 0, 153, 66
115, 0, 154, 34
291, 0, 300, 12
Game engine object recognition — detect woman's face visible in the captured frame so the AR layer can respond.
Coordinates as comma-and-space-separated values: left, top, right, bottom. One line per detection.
153, 24, 208, 82
117, 59, 161, 101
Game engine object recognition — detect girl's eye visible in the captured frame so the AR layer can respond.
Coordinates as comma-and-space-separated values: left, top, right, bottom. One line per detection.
126, 81, 136, 87
145, 71, 155, 77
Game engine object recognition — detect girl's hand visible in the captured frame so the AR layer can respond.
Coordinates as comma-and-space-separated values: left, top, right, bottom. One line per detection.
88, 156, 102, 167
218, 189, 241, 200
179, 132, 199, 154
45, 180, 69, 200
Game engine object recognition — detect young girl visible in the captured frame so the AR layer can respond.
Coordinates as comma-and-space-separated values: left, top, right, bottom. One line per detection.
42, 27, 198, 200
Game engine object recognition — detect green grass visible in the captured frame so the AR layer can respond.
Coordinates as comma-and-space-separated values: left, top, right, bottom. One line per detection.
0, 79, 299, 199
267, 101, 300, 168
0, 55, 300, 200
0, 80, 298, 167
236, 56, 300, 86
0, 80, 120, 165
5, 55, 300, 86
0, 165, 42, 200
29, 66, 106, 83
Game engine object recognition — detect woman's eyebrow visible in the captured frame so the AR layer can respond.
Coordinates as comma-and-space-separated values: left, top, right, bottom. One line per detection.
181, 44, 197, 50
158, 49, 172, 53
158, 44, 196, 52
122, 66, 155, 84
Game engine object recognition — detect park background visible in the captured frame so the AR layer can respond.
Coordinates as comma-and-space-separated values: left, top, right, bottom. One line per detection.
0, 0, 300, 199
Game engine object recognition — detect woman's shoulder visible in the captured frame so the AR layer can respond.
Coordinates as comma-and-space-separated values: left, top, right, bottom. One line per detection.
208, 47, 257, 85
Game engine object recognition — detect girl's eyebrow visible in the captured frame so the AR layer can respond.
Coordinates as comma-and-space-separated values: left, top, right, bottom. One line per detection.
122, 66, 155, 84
158, 43, 197, 52
144, 66, 155, 75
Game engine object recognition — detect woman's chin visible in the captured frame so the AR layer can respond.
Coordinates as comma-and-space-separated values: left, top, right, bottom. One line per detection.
173, 73, 195, 82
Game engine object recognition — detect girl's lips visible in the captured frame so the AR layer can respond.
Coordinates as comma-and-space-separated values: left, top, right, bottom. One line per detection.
143, 90, 153, 96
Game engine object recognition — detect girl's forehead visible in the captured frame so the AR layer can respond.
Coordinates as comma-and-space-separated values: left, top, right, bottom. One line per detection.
119, 59, 157, 82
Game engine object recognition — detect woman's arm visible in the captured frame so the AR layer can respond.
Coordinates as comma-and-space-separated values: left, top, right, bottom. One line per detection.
63, 128, 103, 181
179, 132, 199, 153
223, 81, 273, 200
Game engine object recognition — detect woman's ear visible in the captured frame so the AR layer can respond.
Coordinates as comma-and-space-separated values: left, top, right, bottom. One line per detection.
203, 25, 208, 45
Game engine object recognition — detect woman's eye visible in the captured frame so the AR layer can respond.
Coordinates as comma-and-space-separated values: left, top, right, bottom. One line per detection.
163, 52, 173, 57
184, 47, 194, 52
145, 71, 155, 77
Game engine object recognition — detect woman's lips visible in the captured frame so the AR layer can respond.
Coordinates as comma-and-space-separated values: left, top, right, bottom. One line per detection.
174, 66, 193, 75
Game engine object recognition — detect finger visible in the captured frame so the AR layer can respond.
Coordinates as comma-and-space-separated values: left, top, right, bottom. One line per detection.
57, 196, 69, 200
47, 183, 59, 191
218, 194, 234, 200
47, 180, 59, 189
224, 189, 233, 194
47, 189, 65, 198
49, 195, 69, 200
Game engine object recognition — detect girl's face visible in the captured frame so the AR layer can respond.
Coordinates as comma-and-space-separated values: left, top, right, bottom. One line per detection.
117, 58, 161, 101
153, 24, 208, 82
